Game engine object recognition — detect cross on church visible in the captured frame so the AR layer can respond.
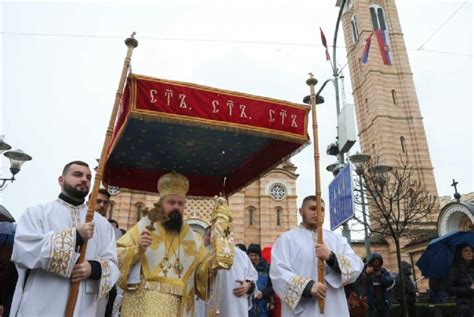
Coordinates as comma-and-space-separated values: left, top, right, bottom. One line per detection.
451, 179, 461, 201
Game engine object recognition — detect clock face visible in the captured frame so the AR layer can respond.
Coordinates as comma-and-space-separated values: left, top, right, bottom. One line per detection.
107, 186, 121, 196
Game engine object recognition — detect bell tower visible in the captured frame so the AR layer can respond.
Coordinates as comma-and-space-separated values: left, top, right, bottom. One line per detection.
338, 0, 438, 204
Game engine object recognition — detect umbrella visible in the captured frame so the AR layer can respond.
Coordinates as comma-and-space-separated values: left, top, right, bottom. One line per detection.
0, 222, 16, 248
0, 204, 15, 222
103, 74, 309, 197
416, 231, 474, 279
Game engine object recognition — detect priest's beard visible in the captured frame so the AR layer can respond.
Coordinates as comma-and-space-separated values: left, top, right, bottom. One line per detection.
163, 210, 183, 233
63, 181, 89, 201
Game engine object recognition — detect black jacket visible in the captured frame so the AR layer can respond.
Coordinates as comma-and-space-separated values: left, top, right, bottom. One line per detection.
445, 259, 474, 315
393, 261, 417, 305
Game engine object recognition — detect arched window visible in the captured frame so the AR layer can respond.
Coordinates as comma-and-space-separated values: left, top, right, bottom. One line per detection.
400, 136, 406, 153
247, 207, 255, 226
369, 5, 388, 31
391, 90, 397, 105
350, 15, 359, 44
108, 201, 115, 219
135, 202, 144, 222
276, 207, 283, 226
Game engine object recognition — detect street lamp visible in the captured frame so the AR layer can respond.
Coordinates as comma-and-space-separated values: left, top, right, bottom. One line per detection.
370, 164, 393, 187
326, 161, 345, 177
349, 152, 371, 258
0, 138, 33, 191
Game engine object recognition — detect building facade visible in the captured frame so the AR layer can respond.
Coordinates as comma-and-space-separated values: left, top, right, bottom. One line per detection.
339, 0, 438, 211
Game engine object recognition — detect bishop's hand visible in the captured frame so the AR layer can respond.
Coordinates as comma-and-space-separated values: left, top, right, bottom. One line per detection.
138, 230, 152, 253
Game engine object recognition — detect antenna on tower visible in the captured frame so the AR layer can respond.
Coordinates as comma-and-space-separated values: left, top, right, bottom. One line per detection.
340, 71, 347, 107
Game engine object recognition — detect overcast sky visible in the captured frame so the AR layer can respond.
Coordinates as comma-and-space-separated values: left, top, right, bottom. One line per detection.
1, 0, 472, 225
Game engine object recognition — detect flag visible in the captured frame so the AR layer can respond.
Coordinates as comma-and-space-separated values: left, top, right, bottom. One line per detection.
320, 27, 330, 61
360, 32, 373, 64
375, 29, 392, 65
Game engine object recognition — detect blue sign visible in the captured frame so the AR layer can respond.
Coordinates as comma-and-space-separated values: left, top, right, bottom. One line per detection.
329, 164, 355, 231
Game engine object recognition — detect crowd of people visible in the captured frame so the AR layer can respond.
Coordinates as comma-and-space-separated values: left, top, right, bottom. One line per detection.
0, 160, 473, 317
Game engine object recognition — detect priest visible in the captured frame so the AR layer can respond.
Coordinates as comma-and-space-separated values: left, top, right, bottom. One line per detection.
270, 195, 364, 316
117, 172, 232, 316
195, 226, 258, 317
10, 161, 119, 317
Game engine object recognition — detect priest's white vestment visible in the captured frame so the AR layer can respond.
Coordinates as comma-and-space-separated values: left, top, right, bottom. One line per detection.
270, 225, 363, 317
10, 199, 119, 317
195, 248, 258, 317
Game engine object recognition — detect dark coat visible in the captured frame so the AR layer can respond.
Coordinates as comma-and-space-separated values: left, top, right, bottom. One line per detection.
359, 253, 394, 309
249, 259, 275, 317
393, 261, 417, 305
445, 259, 474, 316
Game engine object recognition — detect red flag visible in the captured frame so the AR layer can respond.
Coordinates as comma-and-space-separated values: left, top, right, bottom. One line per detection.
375, 29, 392, 65
320, 27, 330, 61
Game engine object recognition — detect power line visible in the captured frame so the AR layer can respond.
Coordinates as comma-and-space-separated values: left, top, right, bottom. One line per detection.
1, 31, 471, 57
417, 0, 469, 51
0, 31, 322, 48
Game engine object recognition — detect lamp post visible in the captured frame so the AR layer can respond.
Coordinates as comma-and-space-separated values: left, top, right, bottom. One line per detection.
303, 0, 355, 243
349, 152, 371, 258
370, 164, 393, 188
0, 137, 33, 191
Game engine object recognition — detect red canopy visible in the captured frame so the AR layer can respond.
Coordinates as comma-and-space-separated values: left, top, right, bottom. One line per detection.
103, 74, 309, 197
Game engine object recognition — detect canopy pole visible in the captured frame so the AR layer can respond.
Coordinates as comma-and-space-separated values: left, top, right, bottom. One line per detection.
306, 73, 325, 314
65, 33, 138, 317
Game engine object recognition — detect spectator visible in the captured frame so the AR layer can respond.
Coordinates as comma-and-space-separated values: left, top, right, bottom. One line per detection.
356, 253, 393, 317
248, 244, 274, 317
428, 277, 448, 304
445, 243, 474, 317
236, 243, 247, 253
393, 261, 417, 317
261, 246, 281, 317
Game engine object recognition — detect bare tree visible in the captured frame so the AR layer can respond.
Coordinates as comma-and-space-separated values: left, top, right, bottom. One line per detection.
353, 155, 439, 317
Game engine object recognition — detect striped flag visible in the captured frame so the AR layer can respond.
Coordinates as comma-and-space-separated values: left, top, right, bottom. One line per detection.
360, 32, 373, 64
375, 29, 392, 65
320, 27, 330, 61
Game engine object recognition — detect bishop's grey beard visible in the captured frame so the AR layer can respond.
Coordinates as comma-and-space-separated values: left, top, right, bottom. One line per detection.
163, 210, 183, 233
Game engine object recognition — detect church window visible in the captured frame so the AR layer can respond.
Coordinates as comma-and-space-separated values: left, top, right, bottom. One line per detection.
108, 200, 115, 219
135, 202, 144, 222
247, 207, 255, 226
107, 186, 121, 196
400, 136, 406, 153
391, 90, 397, 105
276, 207, 283, 226
350, 15, 359, 44
270, 183, 286, 201
369, 5, 388, 31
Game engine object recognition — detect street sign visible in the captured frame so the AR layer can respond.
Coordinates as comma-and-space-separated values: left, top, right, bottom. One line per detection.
329, 163, 355, 231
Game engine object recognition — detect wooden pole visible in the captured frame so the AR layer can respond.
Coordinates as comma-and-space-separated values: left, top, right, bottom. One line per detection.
65, 33, 138, 317
306, 73, 325, 314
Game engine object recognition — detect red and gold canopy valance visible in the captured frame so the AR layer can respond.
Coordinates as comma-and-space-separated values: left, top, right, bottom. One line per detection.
103, 74, 309, 197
